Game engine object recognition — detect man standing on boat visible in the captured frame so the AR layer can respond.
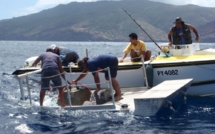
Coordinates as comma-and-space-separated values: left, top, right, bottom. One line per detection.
49, 44, 79, 66
32, 47, 66, 107
119, 33, 151, 62
72, 55, 123, 101
168, 17, 200, 46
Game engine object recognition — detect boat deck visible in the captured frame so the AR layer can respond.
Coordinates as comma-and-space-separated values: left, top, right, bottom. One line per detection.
60, 87, 148, 111
107, 87, 148, 110
31, 79, 193, 116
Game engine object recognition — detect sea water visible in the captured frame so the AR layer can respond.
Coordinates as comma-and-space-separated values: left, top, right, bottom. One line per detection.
0, 41, 215, 133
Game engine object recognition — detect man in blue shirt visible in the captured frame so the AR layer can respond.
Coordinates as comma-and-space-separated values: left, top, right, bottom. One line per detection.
72, 55, 123, 101
50, 44, 79, 66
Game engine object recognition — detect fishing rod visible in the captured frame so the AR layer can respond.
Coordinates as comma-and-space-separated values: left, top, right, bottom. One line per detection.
122, 8, 168, 57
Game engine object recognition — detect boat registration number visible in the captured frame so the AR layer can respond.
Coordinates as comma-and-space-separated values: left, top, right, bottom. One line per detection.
157, 70, 178, 76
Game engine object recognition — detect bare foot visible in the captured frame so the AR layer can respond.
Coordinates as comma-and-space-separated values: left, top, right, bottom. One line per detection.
115, 96, 123, 101
61, 104, 66, 108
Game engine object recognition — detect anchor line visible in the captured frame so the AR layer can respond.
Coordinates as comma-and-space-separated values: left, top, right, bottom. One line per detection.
121, 8, 168, 57
27, 67, 110, 78
26, 81, 108, 91
21, 73, 126, 107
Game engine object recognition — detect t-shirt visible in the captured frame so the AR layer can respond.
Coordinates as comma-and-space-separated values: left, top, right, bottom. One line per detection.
87, 55, 116, 75
123, 40, 146, 56
39, 52, 59, 71
59, 47, 79, 62
176, 29, 186, 44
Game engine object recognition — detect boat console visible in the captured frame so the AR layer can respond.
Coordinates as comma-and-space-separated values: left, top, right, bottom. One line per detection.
159, 43, 200, 56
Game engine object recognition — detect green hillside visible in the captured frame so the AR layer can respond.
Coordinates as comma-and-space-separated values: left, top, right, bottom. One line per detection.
0, 0, 215, 42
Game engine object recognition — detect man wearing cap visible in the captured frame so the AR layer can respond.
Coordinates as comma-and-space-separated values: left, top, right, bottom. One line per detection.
50, 44, 79, 66
119, 33, 151, 62
168, 17, 199, 46
72, 55, 123, 101
32, 47, 66, 107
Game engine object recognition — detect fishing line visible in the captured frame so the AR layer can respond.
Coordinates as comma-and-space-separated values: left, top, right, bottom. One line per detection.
122, 8, 169, 57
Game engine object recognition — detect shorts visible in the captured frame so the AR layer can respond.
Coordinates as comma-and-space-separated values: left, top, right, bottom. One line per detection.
41, 68, 62, 90
131, 50, 141, 62
132, 57, 141, 62
104, 57, 118, 78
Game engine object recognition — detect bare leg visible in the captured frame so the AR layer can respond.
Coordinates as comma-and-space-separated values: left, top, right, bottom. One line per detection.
58, 87, 66, 107
144, 50, 152, 61
111, 78, 123, 101
130, 50, 139, 62
58, 87, 66, 99
40, 90, 46, 106
49, 86, 52, 93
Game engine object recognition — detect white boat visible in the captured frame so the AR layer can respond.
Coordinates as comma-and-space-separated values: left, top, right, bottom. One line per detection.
12, 43, 215, 96
16, 68, 193, 116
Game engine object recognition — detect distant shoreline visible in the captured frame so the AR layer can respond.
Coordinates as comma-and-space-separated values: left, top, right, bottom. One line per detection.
0, 40, 214, 43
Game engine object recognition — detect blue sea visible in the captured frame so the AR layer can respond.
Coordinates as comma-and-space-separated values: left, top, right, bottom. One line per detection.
1, 41, 215, 133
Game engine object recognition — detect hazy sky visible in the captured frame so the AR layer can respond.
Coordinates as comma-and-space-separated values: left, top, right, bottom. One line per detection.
0, 0, 215, 20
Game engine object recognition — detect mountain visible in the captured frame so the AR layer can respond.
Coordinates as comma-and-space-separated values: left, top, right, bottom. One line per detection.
197, 20, 215, 42
0, 0, 215, 42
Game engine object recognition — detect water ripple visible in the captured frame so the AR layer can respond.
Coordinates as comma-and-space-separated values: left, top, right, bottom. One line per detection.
0, 41, 215, 133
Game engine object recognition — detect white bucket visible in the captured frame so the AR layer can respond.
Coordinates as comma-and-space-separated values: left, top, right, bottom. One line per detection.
182, 45, 194, 55
194, 43, 200, 51
172, 49, 182, 56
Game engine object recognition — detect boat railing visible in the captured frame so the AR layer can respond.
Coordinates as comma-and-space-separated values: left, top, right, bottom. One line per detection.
159, 43, 200, 56
16, 67, 116, 110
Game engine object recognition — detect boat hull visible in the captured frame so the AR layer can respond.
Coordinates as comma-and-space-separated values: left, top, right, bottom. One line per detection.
16, 62, 215, 96
152, 63, 215, 96
13, 52, 215, 96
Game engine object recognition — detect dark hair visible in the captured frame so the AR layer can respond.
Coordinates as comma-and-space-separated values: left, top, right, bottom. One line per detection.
77, 57, 89, 70
129, 33, 138, 40
56, 47, 60, 55
46, 48, 53, 52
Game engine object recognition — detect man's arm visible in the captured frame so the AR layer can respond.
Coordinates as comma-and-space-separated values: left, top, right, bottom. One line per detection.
57, 58, 66, 80
32, 57, 41, 67
93, 72, 100, 90
74, 73, 88, 83
119, 53, 127, 62
120, 44, 131, 62
141, 51, 146, 59
168, 29, 173, 46
189, 25, 199, 42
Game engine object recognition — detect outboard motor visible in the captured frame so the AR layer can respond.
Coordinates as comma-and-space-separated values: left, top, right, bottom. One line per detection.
24, 56, 40, 67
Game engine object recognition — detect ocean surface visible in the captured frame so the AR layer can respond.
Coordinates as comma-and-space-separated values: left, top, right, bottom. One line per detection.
1, 41, 215, 134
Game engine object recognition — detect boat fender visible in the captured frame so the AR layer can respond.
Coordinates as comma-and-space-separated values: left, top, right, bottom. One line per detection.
146, 64, 153, 88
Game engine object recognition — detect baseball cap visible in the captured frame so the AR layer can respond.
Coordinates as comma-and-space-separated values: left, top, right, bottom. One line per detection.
49, 44, 57, 50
